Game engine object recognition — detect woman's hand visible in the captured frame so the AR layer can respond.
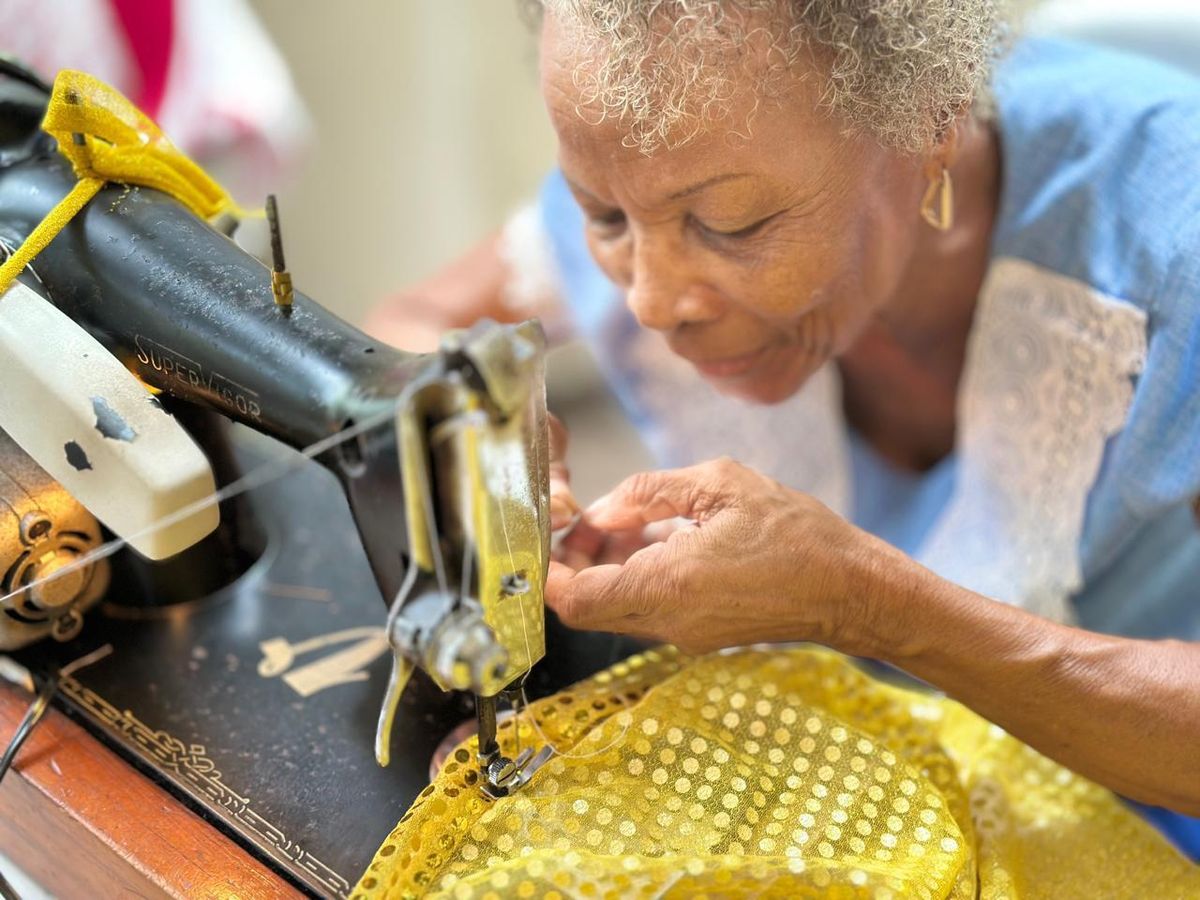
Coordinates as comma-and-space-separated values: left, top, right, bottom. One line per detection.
554, 516, 686, 570
548, 413, 582, 530
545, 457, 894, 654
548, 414, 665, 567
551, 415, 686, 568
547, 460, 1200, 814
549, 415, 672, 571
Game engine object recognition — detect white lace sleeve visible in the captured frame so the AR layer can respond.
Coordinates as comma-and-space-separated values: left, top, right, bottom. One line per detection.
916, 258, 1148, 622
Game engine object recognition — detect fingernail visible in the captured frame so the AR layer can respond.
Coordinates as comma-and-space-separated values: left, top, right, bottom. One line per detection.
550, 495, 577, 527
585, 493, 612, 518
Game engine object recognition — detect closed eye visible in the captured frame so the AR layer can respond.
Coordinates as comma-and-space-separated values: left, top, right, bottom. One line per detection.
586, 207, 627, 236
700, 212, 779, 240
591, 209, 625, 226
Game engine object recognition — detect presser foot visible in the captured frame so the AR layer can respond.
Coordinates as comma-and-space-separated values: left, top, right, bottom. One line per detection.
476, 690, 552, 800
480, 744, 554, 800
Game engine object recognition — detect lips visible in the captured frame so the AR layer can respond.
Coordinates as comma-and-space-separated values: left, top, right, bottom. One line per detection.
687, 347, 767, 379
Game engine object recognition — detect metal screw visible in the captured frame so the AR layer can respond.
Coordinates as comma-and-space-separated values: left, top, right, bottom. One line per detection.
50, 609, 83, 643
486, 755, 517, 787
500, 572, 529, 597
18, 512, 52, 546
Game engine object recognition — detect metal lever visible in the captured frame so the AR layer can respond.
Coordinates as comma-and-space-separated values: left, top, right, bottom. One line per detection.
374, 589, 509, 768
373, 653, 414, 768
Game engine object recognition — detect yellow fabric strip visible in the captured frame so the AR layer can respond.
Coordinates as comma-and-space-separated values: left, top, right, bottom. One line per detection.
0, 69, 255, 297
0, 177, 101, 294
354, 647, 1200, 899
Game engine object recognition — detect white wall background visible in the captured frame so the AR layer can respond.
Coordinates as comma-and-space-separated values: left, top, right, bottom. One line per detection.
248, 0, 557, 328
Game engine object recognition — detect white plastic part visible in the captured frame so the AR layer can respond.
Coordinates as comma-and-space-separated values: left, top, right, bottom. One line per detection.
0, 281, 219, 559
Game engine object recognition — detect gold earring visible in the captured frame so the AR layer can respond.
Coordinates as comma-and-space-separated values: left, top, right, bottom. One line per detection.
920, 167, 954, 231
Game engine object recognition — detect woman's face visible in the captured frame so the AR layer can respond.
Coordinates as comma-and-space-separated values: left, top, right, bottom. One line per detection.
540, 20, 933, 404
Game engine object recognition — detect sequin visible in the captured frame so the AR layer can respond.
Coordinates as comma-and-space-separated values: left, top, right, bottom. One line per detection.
354, 647, 1200, 899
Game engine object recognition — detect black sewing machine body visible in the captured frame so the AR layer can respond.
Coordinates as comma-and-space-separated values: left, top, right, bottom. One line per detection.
0, 66, 636, 896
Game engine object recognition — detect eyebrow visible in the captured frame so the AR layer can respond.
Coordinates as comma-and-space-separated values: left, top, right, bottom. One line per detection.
564, 172, 757, 205
564, 176, 603, 203
666, 172, 754, 201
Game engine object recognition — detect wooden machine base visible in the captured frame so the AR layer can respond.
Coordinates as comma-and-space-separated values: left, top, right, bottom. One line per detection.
0, 681, 301, 899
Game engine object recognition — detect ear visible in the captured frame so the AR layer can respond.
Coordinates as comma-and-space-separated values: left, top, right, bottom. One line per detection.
922, 112, 967, 181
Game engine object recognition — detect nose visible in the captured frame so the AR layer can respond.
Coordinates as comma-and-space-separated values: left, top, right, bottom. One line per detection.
622, 234, 721, 332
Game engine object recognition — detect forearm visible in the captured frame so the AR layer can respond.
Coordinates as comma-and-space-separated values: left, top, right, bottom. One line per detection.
836, 540, 1200, 813
366, 231, 509, 345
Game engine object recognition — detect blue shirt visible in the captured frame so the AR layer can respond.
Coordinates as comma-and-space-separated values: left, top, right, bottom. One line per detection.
538, 38, 1200, 855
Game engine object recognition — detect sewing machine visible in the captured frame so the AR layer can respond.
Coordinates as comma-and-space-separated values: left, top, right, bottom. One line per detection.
0, 61, 624, 897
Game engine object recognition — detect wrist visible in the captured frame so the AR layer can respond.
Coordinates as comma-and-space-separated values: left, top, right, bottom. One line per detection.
824, 530, 947, 661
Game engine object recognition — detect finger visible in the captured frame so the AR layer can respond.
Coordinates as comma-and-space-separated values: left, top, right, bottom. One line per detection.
597, 528, 653, 566
545, 560, 613, 629
585, 462, 734, 531
547, 413, 569, 471
561, 519, 606, 555
643, 516, 694, 544
546, 413, 581, 529
560, 546, 598, 570
554, 519, 606, 566
550, 486, 581, 531
545, 560, 640, 631
558, 525, 652, 569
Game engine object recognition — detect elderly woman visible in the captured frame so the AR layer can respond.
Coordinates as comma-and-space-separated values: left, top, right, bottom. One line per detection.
370, 0, 1200, 857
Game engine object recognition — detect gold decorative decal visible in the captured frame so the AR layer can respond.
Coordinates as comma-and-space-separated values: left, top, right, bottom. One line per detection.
58, 675, 352, 897
258, 627, 388, 699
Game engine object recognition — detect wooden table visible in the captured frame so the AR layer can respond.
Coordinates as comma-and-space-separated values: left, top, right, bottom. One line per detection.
0, 680, 302, 899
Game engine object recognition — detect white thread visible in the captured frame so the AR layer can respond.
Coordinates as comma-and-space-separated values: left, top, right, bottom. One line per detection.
480, 408, 634, 763
517, 680, 632, 762
383, 554, 421, 644
0, 395, 409, 610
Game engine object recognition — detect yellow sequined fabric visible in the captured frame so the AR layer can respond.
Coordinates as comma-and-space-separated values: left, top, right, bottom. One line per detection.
355, 647, 1199, 899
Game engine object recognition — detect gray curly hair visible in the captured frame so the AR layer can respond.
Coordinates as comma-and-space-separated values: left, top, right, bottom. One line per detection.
533, 0, 1015, 154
